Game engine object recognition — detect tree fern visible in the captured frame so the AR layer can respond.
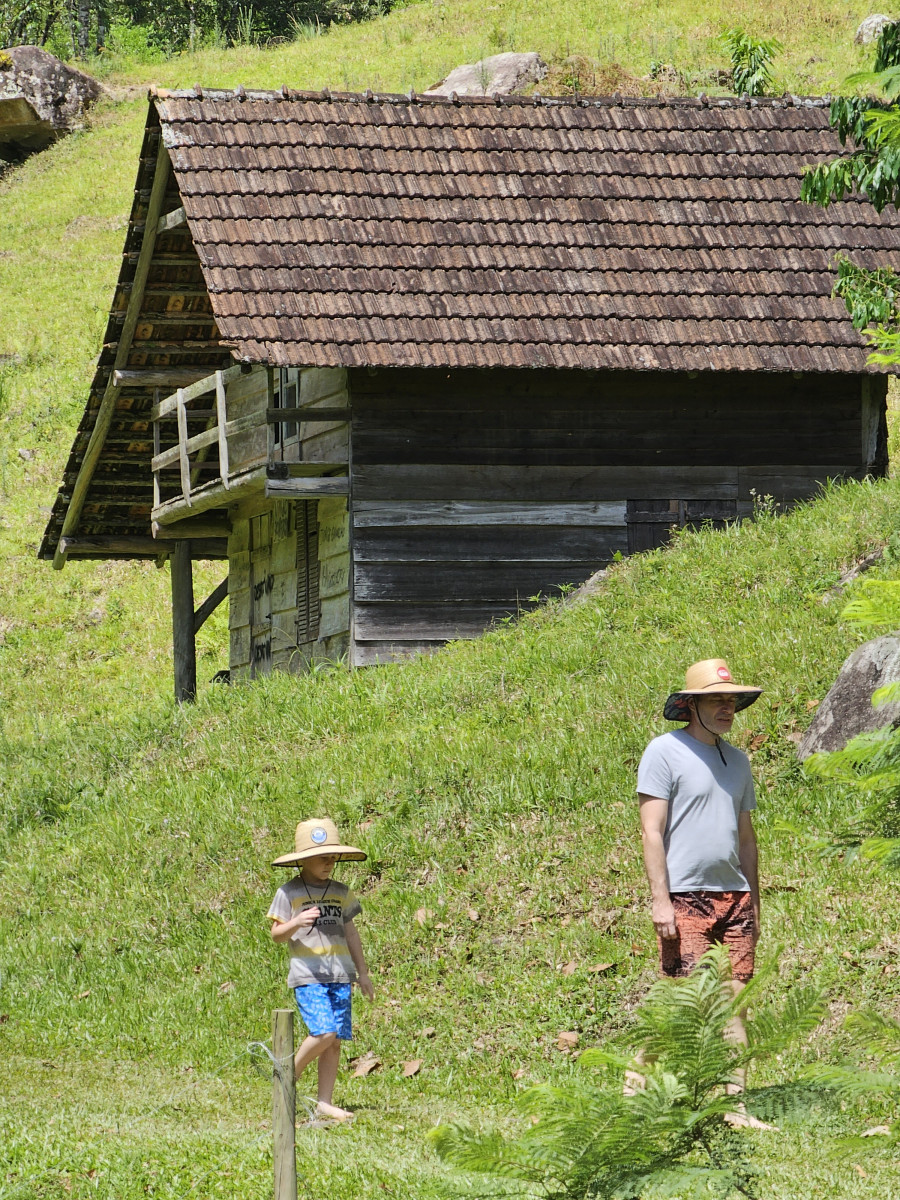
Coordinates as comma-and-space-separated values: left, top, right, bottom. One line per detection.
432, 949, 826, 1199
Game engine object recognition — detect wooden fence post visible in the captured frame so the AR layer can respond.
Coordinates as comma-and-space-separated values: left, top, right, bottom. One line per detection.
171, 539, 197, 703
273, 1008, 297, 1200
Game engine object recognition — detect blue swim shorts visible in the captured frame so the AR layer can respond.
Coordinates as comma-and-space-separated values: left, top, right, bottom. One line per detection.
294, 982, 353, 1041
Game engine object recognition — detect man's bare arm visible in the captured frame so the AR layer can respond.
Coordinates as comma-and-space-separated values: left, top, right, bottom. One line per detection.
738, 811, 760, 941
638, 795, 676, 940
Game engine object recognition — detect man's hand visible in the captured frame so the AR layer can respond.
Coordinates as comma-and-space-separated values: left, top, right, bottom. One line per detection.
357, 972, 375, 1001
652, 898, 677, 940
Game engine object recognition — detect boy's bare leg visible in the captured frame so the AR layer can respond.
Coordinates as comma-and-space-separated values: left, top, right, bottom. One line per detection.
294, 1031, 336, 1080
315, 1039, 352, 1119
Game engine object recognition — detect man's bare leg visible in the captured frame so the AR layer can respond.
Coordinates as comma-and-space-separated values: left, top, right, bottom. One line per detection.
723, 980, 776, 1130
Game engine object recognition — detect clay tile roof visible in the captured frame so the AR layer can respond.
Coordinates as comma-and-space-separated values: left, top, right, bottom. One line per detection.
155, 88, 898, 373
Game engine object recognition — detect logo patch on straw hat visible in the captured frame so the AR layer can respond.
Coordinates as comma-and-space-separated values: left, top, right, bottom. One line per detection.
310, 827, 328, 844
717, 667, 732, 680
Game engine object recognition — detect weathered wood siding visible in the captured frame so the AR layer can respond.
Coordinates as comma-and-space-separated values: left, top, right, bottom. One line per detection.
348, 367, 887, 663
224, 367, 269, 475
226, 367, 350, 678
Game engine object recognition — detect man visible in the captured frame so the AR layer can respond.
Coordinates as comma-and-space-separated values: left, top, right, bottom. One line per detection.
636, 658, 766, 1125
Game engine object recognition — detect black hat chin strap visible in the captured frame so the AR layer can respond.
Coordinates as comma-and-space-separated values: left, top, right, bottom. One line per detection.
694, 704, 728, 766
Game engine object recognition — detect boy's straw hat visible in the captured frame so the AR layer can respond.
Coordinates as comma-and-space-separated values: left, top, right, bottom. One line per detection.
663, 659, 762, 721
272, 818, 367, 867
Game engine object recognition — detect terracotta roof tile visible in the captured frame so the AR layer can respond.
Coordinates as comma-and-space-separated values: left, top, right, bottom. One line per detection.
148, 90, 900, 373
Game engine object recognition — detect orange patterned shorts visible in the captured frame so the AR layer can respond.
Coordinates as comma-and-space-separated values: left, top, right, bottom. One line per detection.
659, 890, 755, 982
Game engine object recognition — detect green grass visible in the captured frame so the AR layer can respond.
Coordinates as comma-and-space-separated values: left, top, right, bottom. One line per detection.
6, 482, 900, 1197
5, 2, 900, 1196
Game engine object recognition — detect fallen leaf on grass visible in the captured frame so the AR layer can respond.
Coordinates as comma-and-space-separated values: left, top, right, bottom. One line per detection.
559, 960, 578, 976
588, 962, 614, 974
630, 943, 642, 956
218, 981, 234, 994
853, 1164, 868, 1178
415, 908, 435, 926
785, 731, 803, 745
351, 1051, 381, 1077
556, 1032, 579, 1052
0, 1014, 9, 1024
806, 699, 820, 711
467, 908, 480, 922
402, 1059, 423, 1077
418, 1026, 437, 1039
473, 1038, 486, 1051
76, 990, 91, 1000
749, 733, 768, 751
861, 1125, 891, 1137
512, 1068, 527, 1080
475, 972, 487, 986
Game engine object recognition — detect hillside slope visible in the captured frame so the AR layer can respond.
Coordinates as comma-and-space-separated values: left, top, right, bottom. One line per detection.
4, 2, 900, 1197
6, 479, 900, 1198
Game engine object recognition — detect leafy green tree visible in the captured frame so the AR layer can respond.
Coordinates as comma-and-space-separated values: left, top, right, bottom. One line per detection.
721, 28, 782, 98
0, 0, 64, 49
800, 23, 900, 362
432, 949, 825, 1199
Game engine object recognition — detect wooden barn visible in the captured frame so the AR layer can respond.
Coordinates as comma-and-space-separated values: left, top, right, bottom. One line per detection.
41, 87, 898, 696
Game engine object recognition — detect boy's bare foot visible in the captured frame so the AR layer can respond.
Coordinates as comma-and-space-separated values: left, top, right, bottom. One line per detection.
316, 1101, 354, 1122
724, 1103, 778, 1131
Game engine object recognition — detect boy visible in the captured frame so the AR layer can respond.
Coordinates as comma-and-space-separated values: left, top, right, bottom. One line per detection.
268, 818, 374, 1122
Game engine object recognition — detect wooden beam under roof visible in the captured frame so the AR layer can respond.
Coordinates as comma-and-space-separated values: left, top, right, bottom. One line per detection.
53, 134, 173, 570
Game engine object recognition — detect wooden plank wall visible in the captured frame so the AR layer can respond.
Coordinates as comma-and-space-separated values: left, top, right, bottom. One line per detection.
348, 368, 885, 664
227, 368, 351, 679
226, 367, 270, 474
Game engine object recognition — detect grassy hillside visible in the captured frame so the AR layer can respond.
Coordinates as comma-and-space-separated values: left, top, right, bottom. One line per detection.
4, 2, 900, 1197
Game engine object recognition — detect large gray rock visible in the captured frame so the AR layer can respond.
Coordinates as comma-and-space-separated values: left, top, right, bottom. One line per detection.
797, 635, 900, 760
855, 14, 896, 44
0, 46, 103, 154
425, 52, 547, 98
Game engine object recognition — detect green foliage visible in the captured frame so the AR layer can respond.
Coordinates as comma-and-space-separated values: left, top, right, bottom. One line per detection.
433, 950, 825, 1199
800, 20, 900, 367
721, 27, 781, 97
804, 580, 900, 866
831, 255, 900, 332
6, 11, 900, 1195
0, 0, 61, 49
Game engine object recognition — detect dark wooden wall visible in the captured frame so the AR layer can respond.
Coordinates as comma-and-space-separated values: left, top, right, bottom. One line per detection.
348, 368, 886, 663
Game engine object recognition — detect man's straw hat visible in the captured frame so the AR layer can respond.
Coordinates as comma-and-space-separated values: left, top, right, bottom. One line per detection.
664, 659, 762, 721
272, 818, 367, 867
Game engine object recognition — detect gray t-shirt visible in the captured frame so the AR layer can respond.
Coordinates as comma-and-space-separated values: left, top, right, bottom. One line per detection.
267, 877, 362, 987
637, 729, 756, 893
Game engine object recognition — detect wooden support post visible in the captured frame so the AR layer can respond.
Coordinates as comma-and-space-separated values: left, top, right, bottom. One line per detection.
171, 540, 197, 703
272, 1009, 297, 1200
176, 388, 192, 506
215, 370, 230, 489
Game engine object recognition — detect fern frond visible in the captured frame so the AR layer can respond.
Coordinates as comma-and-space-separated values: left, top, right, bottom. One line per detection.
846, 1009, 900, 1061
430, 1123, 554, 1185
840, 580, 900, 628
578, 1047, 630, 1071
803, 1063, 900, 1095
633, 949, 739, 1093
741, 1081, 834, 1124
743, 986, 828, 1061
